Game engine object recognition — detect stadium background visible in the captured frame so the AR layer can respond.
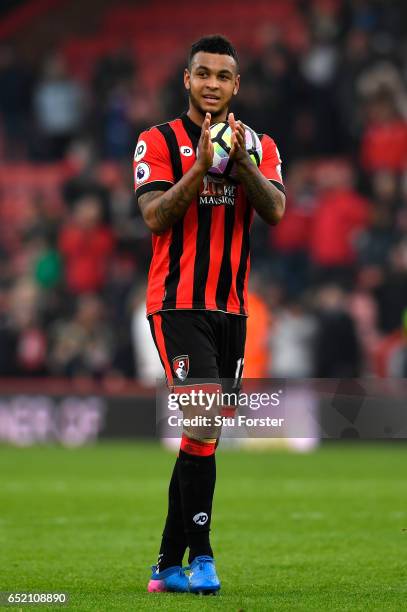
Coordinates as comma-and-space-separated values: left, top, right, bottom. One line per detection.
1, 1, 407, 610
0, 0, 406, 384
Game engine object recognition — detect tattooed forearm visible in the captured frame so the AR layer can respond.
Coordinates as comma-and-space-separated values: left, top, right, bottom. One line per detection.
138, 162, 207, 234
237, 160, 285, 225
154, 183, 196, 228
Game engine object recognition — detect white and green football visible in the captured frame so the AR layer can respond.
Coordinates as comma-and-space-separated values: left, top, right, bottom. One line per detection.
207, 121, 262, 180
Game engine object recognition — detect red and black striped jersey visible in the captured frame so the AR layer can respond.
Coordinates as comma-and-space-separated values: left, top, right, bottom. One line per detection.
134, 112, 284, 317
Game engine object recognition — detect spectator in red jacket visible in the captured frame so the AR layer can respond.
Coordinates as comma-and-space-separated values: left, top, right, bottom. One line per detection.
59, 195, 114, 294
272, 162, 316, 296
309, 164, 371, 286
361, 90, 407, 173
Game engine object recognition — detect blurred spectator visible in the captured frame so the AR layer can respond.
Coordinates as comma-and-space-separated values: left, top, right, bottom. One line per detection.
314, 285, 362, 377
92, 48, 135, 104
33, 54, 86, 160
374, 239, 407, 333
309, 163, 370, 286
272, 162, 316, 296
62, 140, 111, 221
244, 286, 271, 378
0, 287, 18, 376
33, 238, 63, 291
0, 45, 33, 159
348, 290, 381, 374
373, 309, 407, 377
270, 300, 316, 378
91, 49, 164, 160
49, 294, 114, 378
370, 170, 399, 208
108, 164, 150, 257
361, 90, 407, 173
301, 39, 337, 89
8, 279, 48, 376
131, 286, 162, 385
334, 28, 374, 147
252, 45, 295, 153
357, 62, 407, 119
59, 195, 114, 294
102, 84, 134, 159
356, 200, 397, 268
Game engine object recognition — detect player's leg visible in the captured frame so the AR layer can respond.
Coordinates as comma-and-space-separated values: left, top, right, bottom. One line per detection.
186, 313, 247, 594
148, 310, 221, 593
218, 313, 247, 422
148, 314, 188, 575
182, 312, 247, 594
156, 311, 221, 562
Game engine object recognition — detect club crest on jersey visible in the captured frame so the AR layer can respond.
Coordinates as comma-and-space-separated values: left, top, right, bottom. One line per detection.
134, 140, 147, 162
135, 162, 150, 184
199, 175, 237, 206
173, 355, 189, 381
180, 145, 193, 157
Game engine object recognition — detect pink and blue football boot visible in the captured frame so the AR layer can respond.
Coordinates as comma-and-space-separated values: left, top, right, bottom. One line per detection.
187, 555, 221, 595
147, 564, 189, 593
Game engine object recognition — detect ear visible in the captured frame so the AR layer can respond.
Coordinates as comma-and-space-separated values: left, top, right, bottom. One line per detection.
184, 68, 191, 90
233, 74, 240, 96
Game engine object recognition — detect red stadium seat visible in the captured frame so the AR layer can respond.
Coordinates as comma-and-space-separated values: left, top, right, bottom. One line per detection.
62, 36, 126, 81
91, 0, 304, 93
0, 164, 67, 228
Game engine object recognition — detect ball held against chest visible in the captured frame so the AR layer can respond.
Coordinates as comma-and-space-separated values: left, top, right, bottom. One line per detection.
200, 121, 263, 180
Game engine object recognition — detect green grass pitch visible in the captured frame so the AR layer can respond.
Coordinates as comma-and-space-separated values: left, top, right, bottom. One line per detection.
1, 441, 406, 611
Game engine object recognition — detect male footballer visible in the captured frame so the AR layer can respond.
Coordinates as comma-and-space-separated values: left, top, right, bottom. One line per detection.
134, 34, 285, 594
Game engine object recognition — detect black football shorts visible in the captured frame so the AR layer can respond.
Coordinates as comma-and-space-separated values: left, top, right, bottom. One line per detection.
149, 309, 246, 391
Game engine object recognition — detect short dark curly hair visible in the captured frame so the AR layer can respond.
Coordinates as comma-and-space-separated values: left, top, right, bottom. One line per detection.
188, 34, 239, 71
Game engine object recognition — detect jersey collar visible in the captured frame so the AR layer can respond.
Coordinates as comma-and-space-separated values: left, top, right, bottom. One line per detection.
180, 112, 202, 143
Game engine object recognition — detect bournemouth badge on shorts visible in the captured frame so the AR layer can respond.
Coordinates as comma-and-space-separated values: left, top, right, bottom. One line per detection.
173, 355, 189, 381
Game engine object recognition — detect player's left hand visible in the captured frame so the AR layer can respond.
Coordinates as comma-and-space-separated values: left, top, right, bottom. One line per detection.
228, 113, 249, 165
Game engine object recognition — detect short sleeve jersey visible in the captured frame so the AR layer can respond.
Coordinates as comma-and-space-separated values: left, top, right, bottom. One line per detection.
134, 112, 284, 317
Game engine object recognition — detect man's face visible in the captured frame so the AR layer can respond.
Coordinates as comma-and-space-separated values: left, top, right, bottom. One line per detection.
184, 51, 240, 120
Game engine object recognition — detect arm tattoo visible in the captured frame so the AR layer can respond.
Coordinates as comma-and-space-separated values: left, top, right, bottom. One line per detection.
237, 162, 285, 225
138, 164, 206, 233
154, 183, 195, 227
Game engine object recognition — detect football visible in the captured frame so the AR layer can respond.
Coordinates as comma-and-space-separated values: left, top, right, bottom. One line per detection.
206, 121, 263, 180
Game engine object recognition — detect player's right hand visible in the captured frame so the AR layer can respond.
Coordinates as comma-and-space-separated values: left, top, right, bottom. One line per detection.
196, 113, 214, 172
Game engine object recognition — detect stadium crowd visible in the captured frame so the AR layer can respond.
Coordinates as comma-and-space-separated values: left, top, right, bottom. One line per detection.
0, 0, 406, 380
